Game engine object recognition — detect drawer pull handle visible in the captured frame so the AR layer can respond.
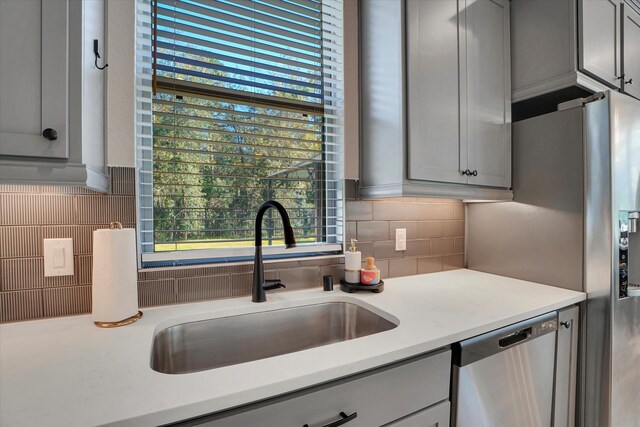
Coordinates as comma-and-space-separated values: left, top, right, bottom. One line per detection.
303, 411, 358, 427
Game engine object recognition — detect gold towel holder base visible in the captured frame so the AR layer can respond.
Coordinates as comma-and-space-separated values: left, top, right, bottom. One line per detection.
94, 311, 143, 328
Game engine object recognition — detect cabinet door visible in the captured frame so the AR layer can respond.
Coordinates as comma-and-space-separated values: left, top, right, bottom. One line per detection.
0, 0, 69, 159
461, 0, 511, 188
622, 2, 640, 99
553, 306, 580, 427
579, 0, 622, 87
174, 350, 451, 427
406, 0, 467, 185
385, 400, 450, 427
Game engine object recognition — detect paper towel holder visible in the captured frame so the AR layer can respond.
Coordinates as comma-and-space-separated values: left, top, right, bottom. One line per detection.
94, 311, 143, 328
92, 220, 143, 328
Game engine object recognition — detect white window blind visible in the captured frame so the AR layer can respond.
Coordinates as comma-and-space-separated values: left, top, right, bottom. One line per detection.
136, 0, 344, 266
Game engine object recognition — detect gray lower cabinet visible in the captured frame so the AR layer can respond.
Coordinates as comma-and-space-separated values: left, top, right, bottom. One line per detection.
553, 306, 580, 427
384, 401, 450, 427
361, 0, 512, 201
173, 349, 451, 427
512, 0, 640, 102
0, 0, 108, 192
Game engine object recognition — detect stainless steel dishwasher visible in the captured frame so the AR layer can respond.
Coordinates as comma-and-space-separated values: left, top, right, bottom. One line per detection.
451, 311, 558, 427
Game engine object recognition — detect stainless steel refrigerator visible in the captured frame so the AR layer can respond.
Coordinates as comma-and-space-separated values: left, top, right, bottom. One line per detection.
466, 90, 640, 427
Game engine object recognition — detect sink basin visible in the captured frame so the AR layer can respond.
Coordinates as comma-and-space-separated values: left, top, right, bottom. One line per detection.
150, 301, 398, 374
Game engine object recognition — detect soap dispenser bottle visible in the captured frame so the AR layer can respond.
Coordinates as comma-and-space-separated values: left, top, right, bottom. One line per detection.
344, 239, 362, 283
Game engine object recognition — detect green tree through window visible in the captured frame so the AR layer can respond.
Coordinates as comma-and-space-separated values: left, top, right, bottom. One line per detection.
150, 0, 340, 254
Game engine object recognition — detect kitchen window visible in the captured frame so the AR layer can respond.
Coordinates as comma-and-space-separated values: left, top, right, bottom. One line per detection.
135, 0, 344, 266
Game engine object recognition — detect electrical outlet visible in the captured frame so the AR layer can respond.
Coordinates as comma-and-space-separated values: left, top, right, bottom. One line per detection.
395, 228, 407, 251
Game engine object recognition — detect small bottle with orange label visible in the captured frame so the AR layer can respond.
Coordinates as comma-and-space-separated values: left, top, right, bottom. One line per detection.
360, 257, 381, 285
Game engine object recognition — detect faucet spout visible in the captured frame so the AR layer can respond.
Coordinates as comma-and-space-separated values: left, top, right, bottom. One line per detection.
253, 201, 296, 302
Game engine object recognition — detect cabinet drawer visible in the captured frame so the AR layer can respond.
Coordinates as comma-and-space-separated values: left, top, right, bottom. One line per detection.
186, 349, 451, 427
384, 400, 450, 427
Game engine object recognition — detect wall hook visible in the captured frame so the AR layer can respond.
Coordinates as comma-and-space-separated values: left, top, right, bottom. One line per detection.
93, 39, 108, 70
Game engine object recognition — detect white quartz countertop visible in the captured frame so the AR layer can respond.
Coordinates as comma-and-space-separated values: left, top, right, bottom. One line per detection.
0, 269, 585, 426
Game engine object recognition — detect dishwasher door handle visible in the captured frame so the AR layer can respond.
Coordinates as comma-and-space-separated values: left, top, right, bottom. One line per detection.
498, 327, 532, 348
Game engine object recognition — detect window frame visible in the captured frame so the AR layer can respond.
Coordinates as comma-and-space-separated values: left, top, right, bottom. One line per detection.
134, 0, 345, 268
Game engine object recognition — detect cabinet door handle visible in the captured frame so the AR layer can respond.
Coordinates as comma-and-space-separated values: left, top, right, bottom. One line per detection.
561, 320, 571, 329
472, 170, 478, 176
461, 169, 471, 176
303, 411, 358, 427
42, 128, 58, 141
625, 78, 633, 85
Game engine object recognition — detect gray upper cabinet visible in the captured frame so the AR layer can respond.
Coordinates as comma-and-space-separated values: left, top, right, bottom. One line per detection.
0, 0, 108, 192
579, 0, 622, 87
461, 0, 511, 188
361, 0, 512, 200
622, 2, 640, 99
0, 0, 69, 159
407, 0, 465, 186
512, 0, 640, 102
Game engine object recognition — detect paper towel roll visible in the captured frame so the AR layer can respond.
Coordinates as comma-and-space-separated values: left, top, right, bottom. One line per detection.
92, 227, 139, 324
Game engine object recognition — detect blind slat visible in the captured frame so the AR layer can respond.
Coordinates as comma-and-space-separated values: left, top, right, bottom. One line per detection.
146, 0, 343, 255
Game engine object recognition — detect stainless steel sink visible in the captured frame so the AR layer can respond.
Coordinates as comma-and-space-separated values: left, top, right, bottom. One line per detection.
150, 301, 398, 374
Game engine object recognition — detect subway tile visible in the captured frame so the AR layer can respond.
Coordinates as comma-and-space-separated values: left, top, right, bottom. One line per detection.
0, 289, 43, 322
38, 185, 99, 195
455, 237, 465, 254
345, 201, 373, 221
373, 240, 403, 260
417, 203, 431, 220
402, 203, 421, 221
442, 220, 465, 237
405, 239, 430, 257
390, 221, 418, 240
357, 221, 389, 241
377, 259, 389, 279
1, 258, 76, 290
319, 264, 345, 285
372, 202, 403, 220
357, 241, 374, 259
0, 194, 75, 225
345, 221, 357, 243
138, 269, 176, 281
418, 256, 443, 274
430, 204, 455, 220
110, 167, 136, 195
454, 202, 465, 220
443, 254, 465, 271
43, 286, 91, 317
230, 272, 252, 297
418, 221, 443, 238
76, 195, 135, 225
176, 275, 231, 303
0, 226, 41, 258
278, 266, 320, 290
75, 255, 92, 285
299, 257, 342, 267
389, 258, 417, 278
138, 279, 176, 307
431, 238, 455, 256
0, 184, 41, 194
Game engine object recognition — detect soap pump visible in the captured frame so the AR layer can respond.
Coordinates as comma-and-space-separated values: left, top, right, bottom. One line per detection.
344, 238, 362, 283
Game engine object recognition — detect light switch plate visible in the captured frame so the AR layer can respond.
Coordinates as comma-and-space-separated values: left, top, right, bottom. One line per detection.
395, 228, 407, 251
43, 238, 74, 277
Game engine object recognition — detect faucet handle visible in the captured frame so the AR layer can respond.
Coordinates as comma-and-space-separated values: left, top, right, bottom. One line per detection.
263, 279, 286, 291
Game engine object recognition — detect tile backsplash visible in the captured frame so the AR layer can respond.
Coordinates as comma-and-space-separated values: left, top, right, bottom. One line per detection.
0, 168, 464, 323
